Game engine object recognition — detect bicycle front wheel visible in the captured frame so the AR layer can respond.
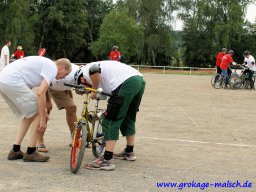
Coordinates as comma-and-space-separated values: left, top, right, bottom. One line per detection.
92, 113, 105, 158
229, 76, 243, 89
70, 123, 87, 173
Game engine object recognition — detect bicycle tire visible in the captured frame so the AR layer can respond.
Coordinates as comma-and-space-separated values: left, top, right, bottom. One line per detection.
211, 74, 223, 89
229, 76, 243, 90
92, 113, 105, 158
243, 79, 251, 89
70, 122, 87, 173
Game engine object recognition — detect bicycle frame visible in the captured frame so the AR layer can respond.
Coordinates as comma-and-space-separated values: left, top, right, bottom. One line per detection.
72, 89, 105, 147
65, 83, 110, 173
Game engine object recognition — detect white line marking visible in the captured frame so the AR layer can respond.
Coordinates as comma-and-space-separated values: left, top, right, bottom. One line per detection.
2, 125, 255, 148
0, 125, 16, 128
179, 106, 199, 128
138, 136, 256, 148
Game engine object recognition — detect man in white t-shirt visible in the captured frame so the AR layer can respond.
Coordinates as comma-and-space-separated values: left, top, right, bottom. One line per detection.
78, 60, 146, 171
243, 50, 256, 90
0, 56, 72, 162
36, 63, 80, 152
0, 40, 11, 71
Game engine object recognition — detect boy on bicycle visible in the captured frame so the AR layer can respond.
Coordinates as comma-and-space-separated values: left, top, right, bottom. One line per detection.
242, 50, 256, 90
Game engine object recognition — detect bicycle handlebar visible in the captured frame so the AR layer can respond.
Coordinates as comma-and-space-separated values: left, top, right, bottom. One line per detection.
64, 83, 112, 97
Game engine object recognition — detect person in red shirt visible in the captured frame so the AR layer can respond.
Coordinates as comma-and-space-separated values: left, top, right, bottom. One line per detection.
220, 50, 237, 88
216, 48, 227, 74
11, 46, 24, 60
109, 46, 121, 61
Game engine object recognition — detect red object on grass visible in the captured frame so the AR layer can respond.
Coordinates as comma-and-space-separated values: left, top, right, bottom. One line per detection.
38, 48, 46, 56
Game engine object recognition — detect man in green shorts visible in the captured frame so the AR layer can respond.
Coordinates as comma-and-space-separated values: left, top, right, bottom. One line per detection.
76, 60, 145, 171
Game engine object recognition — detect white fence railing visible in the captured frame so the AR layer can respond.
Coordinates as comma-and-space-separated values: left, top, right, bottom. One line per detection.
130, 65, 215, 75
75, 63, 216, 75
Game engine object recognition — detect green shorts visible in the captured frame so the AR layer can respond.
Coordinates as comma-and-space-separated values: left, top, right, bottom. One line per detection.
102, 75, 145, 140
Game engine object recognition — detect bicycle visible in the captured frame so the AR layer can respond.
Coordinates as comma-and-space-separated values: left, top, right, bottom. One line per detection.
64, 83, 111, 173
211, 66, 238, 89
211, 73, 224, 89
229, 65, 256, 90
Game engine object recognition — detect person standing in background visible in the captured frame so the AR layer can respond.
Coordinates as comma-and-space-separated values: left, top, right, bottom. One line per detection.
220, 50, 237, 88
11, 46, 25, 60
216, 48, 227, 74
242, 50, 256, 90
110, 46, 121, 61
0, 40, 11, 71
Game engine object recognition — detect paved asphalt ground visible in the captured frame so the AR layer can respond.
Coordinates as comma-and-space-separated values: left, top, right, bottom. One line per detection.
0, 73, 256, 192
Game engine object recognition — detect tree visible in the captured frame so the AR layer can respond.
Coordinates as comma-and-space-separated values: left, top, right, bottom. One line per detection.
116, 0, 177, 65
1, 0, 36, 55
177, 0, 252, 67
90, 10, 144, 63
33, 0, 88, 60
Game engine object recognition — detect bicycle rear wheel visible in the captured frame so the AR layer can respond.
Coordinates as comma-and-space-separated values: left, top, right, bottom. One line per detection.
211, 74, 223, 89
70, 122, 87, 173
92, 113, 105, 158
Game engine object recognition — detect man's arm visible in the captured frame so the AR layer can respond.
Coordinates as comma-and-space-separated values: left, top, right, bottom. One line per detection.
37, 79, 49, 132
90, 73, 101, 99
45, 90, 52, 114
4, 55, 8, 65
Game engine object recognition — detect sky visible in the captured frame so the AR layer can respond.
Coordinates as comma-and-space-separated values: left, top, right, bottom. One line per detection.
246, 3, 256, 23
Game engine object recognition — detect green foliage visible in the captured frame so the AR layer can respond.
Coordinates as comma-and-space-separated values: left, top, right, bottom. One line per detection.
0, 0, 254, 65
33, 0, 88, 60
177, 0, 253, 67
2, 0, 36, 55
90, 10, 144, 62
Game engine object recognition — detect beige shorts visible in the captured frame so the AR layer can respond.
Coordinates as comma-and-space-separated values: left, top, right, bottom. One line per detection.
48, 88, 75, 110
0, 83, 38, 118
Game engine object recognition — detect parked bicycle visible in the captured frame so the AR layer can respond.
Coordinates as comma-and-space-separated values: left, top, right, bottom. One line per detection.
229, 65, 256, 90
64, 83, 111, 173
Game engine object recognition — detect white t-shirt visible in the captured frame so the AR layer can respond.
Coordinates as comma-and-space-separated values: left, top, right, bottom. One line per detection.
0, 45, 10, 70
244, 55, 256, 71
0, 56, 57, 88
49, 63, 79, 91
82, 60, 143, 94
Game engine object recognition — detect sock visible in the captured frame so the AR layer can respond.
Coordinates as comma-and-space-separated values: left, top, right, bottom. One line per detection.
12, 144, 21, 152
27, 147, 36, 155
125, 145, 134, 153
103, 150, 113, 160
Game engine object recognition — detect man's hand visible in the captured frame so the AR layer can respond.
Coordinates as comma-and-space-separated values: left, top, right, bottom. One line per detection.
75, 88, 85, 95
90, 91, 97, 100
38, 118, 47, 133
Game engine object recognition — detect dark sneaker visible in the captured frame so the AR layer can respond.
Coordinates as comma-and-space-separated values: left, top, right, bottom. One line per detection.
23, 151, 50, 162
84, 157, 115, 171
7, 150, 24, 160
114, 150, 136, 161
